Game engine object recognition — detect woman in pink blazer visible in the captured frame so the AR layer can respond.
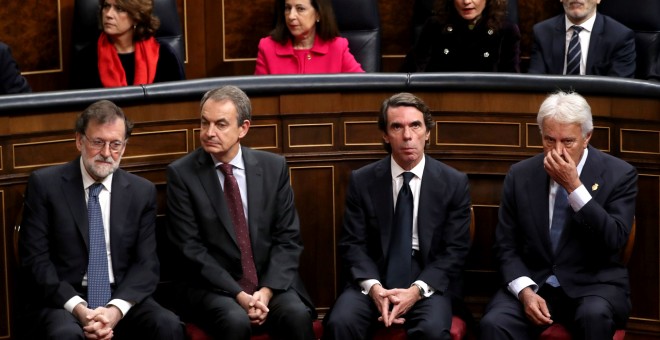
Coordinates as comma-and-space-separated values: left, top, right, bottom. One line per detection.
255, 0, 364, 75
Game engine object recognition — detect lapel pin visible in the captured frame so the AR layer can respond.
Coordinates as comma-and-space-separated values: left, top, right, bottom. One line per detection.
592, 183, 599, 191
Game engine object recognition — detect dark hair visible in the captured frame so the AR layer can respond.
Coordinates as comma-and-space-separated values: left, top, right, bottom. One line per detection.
75, 100, 133, 139
434, 0, 507, 32
378, 92, 435, 153
270, 0, 340, 44
98, 0, 160, 41
200, 86, 252, 126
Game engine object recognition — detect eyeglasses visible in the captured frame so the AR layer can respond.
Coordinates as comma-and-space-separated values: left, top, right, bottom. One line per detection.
542, 136, 577, 148
83, 135, 126, 151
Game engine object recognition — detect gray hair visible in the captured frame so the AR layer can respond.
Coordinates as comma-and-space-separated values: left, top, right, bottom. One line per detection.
537, 91, 593, 137
199, 86, 252, 125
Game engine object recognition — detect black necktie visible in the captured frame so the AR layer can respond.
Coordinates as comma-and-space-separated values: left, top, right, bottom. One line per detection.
385, 172, 414, 288
566, 25, 583, 75
87, 183, 111, 308
218, 163, 258, 294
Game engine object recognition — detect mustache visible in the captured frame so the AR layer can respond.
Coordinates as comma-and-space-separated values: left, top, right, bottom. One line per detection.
94, 154, 115, 163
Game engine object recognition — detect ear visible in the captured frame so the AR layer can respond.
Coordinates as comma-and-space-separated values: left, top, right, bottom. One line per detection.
583, 131, 592, 148
75, 133, 84, 152
238, 120, 251, 139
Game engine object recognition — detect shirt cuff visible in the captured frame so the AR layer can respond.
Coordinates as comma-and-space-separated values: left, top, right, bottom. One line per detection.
507, 276, 538, 299
359, 279, 381, 295
413, 280, 435, 297
108, 299, 133, 318
568, 184, 591, 211
64, 296, 86, 314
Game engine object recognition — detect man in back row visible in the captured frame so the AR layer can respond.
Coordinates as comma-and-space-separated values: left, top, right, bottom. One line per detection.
528, 0, 636, 77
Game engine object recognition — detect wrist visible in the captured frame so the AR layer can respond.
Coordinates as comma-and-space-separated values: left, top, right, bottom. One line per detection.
411, 283, 425, 298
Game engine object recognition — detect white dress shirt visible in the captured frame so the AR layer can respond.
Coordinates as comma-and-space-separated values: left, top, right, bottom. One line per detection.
563, 13, 597, 75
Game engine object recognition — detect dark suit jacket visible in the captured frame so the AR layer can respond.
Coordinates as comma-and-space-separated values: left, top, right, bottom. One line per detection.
19, 158, 160, 308
166, 147, 314, 310
0, 41, 31, 94
339, 155, 471, 296
528, 13, 636, 77
495, 146, 637, 313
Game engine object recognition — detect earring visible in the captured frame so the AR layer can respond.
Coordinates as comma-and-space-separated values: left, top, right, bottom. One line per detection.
133, 25, 137, 30
316, 19, 319, 23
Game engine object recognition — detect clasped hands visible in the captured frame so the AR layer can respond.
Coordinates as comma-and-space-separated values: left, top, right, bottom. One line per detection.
236, 287, 273, 326
73, 303, 122, 340
369, 283, 422, 327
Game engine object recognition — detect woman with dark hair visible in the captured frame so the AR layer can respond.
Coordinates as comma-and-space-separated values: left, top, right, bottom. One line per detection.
401, 0, 520, 73
254, 0, 364, 74
71, 0, 184, 89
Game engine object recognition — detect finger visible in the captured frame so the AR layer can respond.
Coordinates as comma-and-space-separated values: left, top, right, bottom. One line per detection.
252, 300, 270, 313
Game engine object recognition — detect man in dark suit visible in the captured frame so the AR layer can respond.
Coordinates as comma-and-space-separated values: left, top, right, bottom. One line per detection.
166, 85, 315, 340
18, 100, 183, 339
0, 41, 31, 94
527, 0, 636, 77
324, 92, 472, 339
480, 91, 637, 339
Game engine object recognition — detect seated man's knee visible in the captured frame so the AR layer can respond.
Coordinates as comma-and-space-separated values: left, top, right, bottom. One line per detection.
412, 319, 451, 340
575, 297, 614, 324
46, 323, 84, 340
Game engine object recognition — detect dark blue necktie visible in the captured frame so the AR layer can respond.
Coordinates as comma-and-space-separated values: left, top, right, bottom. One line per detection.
385, 172, 414, 288
566, 25, 583, 75
547, 186, 569, 287
87, 183, 111, 308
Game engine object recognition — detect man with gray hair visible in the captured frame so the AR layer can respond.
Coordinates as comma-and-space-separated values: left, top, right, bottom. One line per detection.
166, 86, 315, 340
480, 91, 637, 339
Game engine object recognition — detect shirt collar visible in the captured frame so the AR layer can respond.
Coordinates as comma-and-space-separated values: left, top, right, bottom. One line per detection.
390, 155, 426, 180
565, 12, 597, 32
211, 146, 245, 171
79, 157, 113, 192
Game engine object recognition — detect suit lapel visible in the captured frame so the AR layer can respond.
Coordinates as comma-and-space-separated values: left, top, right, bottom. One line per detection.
552, 16, 567, 75
61, 160, 89, 248
243, 147, 263, 253
586, 14, 605, 74
370, 158, 394, 256
526, 156, 553, 256
109, 170, 130, 259
196, 149, 238, 245
417, 156, 443, 258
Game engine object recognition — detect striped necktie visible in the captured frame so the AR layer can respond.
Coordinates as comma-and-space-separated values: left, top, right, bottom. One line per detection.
566, 25, 583, 75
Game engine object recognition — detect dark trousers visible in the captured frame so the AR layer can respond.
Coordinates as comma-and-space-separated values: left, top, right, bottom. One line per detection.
178, 286, 315, 340
21, 297, 184, 340
479, 285, 629, 340
323, 285, 452, 340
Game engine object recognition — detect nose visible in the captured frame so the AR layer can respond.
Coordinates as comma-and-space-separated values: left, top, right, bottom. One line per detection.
99, 142, 112, 157
402, 126, 413, 139
288, 9, 297, 20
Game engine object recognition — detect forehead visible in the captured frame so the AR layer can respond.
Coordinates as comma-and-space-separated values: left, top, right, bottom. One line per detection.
387, 105, 424, 123
541, 118, 582, 135
202, 99, 238, 120
286, 0, 313, 6
86, 118, 126, 137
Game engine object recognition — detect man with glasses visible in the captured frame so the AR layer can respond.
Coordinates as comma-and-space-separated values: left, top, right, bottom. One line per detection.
480, 91, 637, 339
18, 100, 184, 339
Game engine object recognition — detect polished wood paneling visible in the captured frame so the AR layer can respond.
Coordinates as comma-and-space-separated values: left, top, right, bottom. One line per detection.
2, 87, 660, 339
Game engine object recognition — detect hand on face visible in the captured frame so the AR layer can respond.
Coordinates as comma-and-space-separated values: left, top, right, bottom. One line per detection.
544, 144, 581, 193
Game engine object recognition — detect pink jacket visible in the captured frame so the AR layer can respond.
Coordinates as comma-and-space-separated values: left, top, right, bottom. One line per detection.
254, 35, 364, 75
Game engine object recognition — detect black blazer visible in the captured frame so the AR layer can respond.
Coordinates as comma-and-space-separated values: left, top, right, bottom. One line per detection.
528, 13, 636, 77
0, 41, 31, 94
401, 15, 521, 73
166, 147, 314, 311
338, 155, 471, 296
19, 158, 160, 308
495, 146, 637, 314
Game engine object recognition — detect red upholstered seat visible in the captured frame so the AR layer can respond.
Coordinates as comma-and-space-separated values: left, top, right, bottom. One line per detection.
185, 319, 324, 340
539, 323, 625, 340
372, 315, 467, 340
